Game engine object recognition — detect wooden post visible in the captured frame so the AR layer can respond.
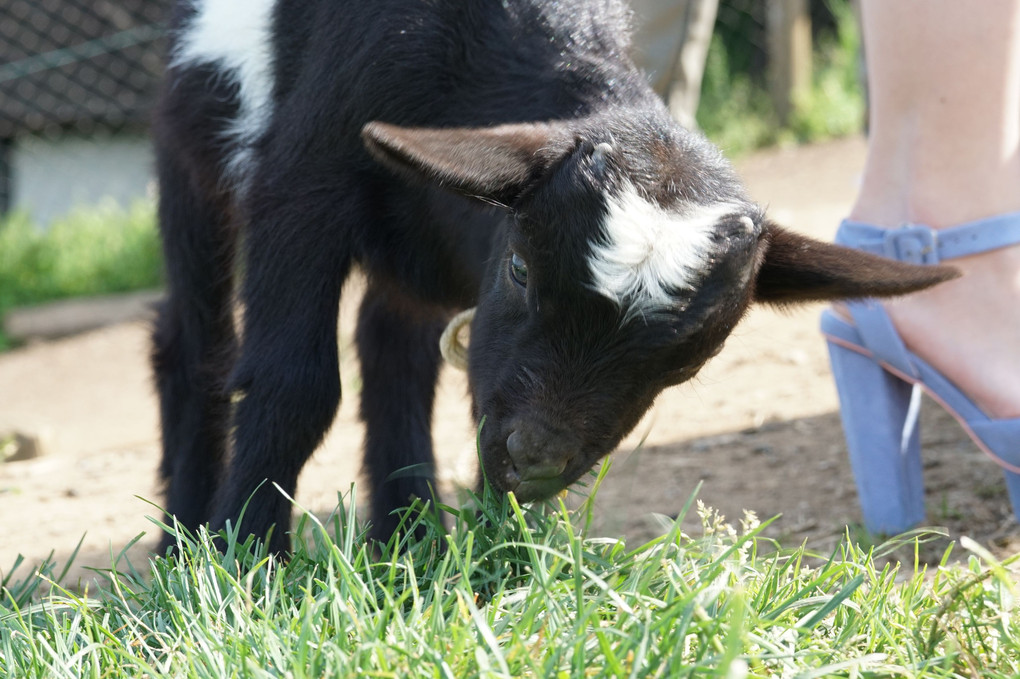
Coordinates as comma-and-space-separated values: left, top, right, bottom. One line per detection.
767, 0, 812, 124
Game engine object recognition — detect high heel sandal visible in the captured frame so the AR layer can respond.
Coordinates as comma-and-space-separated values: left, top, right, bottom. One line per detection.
820, 216, 1020, 534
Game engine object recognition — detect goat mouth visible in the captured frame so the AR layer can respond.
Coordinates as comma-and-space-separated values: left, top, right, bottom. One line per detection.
512, 475, 568, 503
496, 462, 568, 502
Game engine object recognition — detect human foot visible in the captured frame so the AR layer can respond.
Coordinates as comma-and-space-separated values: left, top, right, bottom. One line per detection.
834, 229, 1020, 420
880, 241, 1020, 419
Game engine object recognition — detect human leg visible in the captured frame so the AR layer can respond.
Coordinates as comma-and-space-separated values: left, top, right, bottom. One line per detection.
628, 0, 719, 128
849, 0, 1020, 419
825, 0, 1020, 532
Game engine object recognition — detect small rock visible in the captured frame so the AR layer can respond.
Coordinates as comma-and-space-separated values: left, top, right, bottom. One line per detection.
0, 431, 49, 463
781, 349, 810, 366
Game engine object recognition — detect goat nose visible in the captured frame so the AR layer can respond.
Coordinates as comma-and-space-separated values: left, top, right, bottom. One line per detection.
506, 430, 526, 459
506, 429, 569, 480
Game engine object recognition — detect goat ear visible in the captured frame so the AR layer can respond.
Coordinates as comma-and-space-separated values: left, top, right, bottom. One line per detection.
361, 121, 574, 205
753, 222, 959, 305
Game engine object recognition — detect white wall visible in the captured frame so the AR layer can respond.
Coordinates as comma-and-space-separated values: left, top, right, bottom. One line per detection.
10, 132, 155, 225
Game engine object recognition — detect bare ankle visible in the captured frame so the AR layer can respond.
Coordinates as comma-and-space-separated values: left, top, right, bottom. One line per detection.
851, 142, 1020, 229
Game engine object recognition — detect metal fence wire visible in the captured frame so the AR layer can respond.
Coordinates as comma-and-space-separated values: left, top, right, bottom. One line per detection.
0, 0, 169, 138
0, 0, 169, 220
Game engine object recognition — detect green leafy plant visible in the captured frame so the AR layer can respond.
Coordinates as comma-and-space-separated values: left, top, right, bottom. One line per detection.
0, 200, 162, 350
698, 0, 865, 155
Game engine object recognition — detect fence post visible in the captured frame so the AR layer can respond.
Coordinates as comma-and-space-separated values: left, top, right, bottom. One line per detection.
0, 138, 10, 215
767, 0, 812, 124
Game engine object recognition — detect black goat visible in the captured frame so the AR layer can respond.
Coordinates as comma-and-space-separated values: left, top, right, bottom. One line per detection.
151, 0, 953, 554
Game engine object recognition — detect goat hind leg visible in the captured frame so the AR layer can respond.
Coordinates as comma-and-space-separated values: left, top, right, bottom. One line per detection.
151, 151, 238, 555
357, 285, 447, 544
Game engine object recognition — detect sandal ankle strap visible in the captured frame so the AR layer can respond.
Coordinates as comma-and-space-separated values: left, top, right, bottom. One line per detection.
837, 212, 1020, 264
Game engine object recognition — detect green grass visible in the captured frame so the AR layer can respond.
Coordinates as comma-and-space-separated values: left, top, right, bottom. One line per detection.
698, 0, 865, 156
0, 201, 163, 350
786, 0, 866, 145
2, 464, 1018, 678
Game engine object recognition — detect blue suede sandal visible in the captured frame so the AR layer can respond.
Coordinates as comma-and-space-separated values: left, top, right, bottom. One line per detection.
820, 215, 1020, 534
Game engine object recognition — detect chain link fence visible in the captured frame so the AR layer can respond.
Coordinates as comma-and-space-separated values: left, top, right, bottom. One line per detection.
0, 0, 169, 223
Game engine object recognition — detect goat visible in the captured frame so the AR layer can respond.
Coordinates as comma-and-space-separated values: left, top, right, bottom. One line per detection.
151, 0, 954, 554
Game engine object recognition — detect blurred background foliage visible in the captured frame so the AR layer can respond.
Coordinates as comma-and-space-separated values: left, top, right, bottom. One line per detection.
0, 202, 162, 350
699, 0, 863, 154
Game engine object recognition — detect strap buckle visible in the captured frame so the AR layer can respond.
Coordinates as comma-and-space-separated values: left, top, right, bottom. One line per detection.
883, 225, 940, 264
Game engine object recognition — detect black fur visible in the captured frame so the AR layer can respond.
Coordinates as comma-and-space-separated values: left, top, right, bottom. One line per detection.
152, 0, 954, 554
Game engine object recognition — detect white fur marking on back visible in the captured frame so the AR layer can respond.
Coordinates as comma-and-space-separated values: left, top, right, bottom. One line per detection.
173, 0, 277, 184
588, 185, 737, 318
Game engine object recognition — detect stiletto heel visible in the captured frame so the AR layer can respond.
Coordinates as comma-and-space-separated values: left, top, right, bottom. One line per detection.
823, 312, 925, 533
1003, 471, 1020, 523
821, 216, 1020, 534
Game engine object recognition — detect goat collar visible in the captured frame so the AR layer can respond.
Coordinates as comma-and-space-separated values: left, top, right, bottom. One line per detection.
440, 307, 475, 371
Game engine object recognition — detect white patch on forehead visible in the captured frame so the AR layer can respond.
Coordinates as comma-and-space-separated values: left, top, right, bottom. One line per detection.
588, 184, 739, 318
172, 0, 277, 185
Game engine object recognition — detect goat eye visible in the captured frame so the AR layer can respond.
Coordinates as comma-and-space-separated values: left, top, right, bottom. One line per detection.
509, 252, 528, 287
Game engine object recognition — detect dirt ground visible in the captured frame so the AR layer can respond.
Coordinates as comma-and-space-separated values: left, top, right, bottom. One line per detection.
2, 135, 1018, 585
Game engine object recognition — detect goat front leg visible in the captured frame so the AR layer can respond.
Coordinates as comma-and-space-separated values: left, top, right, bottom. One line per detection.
211, 184, 357, 555
356, 283, 447, 544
